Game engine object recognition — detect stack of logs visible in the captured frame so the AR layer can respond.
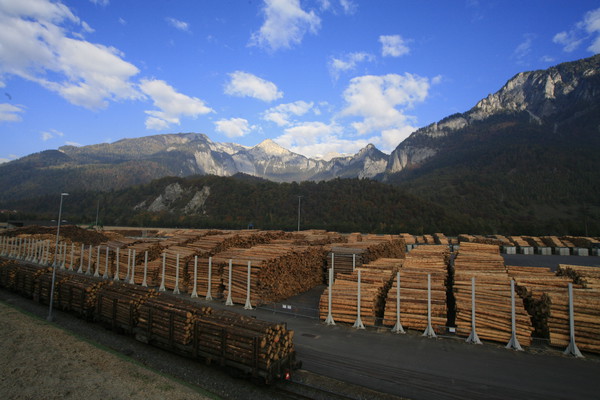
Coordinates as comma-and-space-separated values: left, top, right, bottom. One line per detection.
325, 238, 406, 278
318, 265, 396, 326
383, 245, 449, 332
95, 283, 160, 330
213, 244, 324, 306
453, 242, 533, 346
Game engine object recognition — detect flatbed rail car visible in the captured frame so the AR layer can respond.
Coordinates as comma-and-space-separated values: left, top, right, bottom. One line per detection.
0, 259, 299, 383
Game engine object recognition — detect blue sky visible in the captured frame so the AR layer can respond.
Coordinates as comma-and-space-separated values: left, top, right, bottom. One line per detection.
1, 0, 599, 163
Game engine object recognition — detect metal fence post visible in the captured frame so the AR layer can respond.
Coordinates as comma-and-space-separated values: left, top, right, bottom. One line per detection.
324, 266, 335, 326
191, 255, 198, 298
206, 256, 213, 300
142, 251, 148, 287
159, 252, 166, 291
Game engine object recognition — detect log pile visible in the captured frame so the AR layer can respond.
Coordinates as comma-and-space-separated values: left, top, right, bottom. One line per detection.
95, 283, 159, 330
557, 264, 600, 290
546, 288, 600, 354
213, 244, 324, 306
289, 230, 346, 246
433, 233, 449, 245
137, 296, 212, 346
507, 265, 579, 338
541, 236, 566, 248
318, 267, 394, 326
453, 243, 533, 346
325, 238, 406, 277
57, 274, 111, 317
509, 236, 530, 248
382, 246, 449, 332
400, 233, 416, 245
194, 309, 295, 370
0, 263, 51, 297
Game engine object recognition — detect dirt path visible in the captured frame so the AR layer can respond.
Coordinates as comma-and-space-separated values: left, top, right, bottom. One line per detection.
0, 302, 216, 400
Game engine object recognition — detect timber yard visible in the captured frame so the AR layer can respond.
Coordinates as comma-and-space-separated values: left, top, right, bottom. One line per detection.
1, 227, 600, 399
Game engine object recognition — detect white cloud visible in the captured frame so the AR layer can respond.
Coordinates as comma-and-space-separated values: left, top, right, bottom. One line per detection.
339, 0, 357, 15
340, 73, 430, 148
250, 0, 321, 51
554, 7, 600, 53
328, 52, 374, 80
65, 141, 82, 146
214, 118, 253, 138
274, 120, 376, 159
379, 35, 410, 57
0, 0, 141, 110
90, 0, 110, 6
263, 100, 314, 126
118, 17, 126, 25
224, 71, 283, 102
0, 103, 25, 122
40, 128, 63, 141
139, 79, 214, 130
166, 17, 190, 32
513, 33, 535, 61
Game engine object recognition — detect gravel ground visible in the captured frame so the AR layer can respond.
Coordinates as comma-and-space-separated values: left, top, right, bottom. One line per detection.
0, 289, 367, 400
0, 301, 215, 400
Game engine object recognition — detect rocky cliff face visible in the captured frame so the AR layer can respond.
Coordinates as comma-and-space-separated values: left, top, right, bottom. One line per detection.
386, 54, 600, 174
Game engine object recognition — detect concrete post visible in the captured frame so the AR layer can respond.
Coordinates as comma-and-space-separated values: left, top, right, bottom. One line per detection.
324, 266, 335, 326
244, 261, 253, 310
142, 251, 148, 287
225, 259, 234, 306
86, 245, 93, 275
191, 256, 198, 298
391, 271, 405, 333
352, 253, 356, 272
114, 248, 120, 281
205, 257, 213, 301
422, 273, 437, 338
61, 241, 67, 269
506, 279, 523, 351
353, 269, 365, 329
103, 246, 109, 279
77, 244, 84, 273
173, 253, 180, 294
94, 246, 101, 277
129, 250, 137, 285
159, 252, 166, 291
564, 283, 583, 357
124, 249, 131, 282
466, 276, 482, 344
69, 243, 75, 271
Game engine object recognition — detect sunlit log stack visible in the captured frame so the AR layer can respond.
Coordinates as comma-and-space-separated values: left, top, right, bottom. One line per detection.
557, 264, 600, 290
382, 245, 449, 331
507, 265, 580, 338
318, 269, 392, 326
288, 230, 346, 246
453, 242, 533, 346
212, 244, 324, 306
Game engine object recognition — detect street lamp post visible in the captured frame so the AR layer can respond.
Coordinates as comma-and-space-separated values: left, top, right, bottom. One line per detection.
47, 192, 68, 322
297, 196, 302, 232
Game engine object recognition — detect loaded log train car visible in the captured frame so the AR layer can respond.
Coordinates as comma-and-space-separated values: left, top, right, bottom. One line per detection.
0, 259, 298, 383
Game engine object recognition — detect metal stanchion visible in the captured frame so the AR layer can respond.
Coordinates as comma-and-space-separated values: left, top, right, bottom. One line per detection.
466, 276, 482, 344
244, 261, 253, 310
206, 257, 213, 301
225, 259, 234, 306
564, 283, 583, 357
422, 273, 437, 338
159, 252, 166, 291
173, 253, 181, 294
391, 271, 405, 333
353, 269, 365, 329
506, 279, 523, 351
191, 256, 198, 298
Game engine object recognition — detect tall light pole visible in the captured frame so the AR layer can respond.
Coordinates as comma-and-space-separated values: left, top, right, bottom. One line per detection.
297, 196, 302, 232
48, 192, 68, 322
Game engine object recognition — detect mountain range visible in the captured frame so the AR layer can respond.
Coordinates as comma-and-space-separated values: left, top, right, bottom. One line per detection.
1, 54, 599, 235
